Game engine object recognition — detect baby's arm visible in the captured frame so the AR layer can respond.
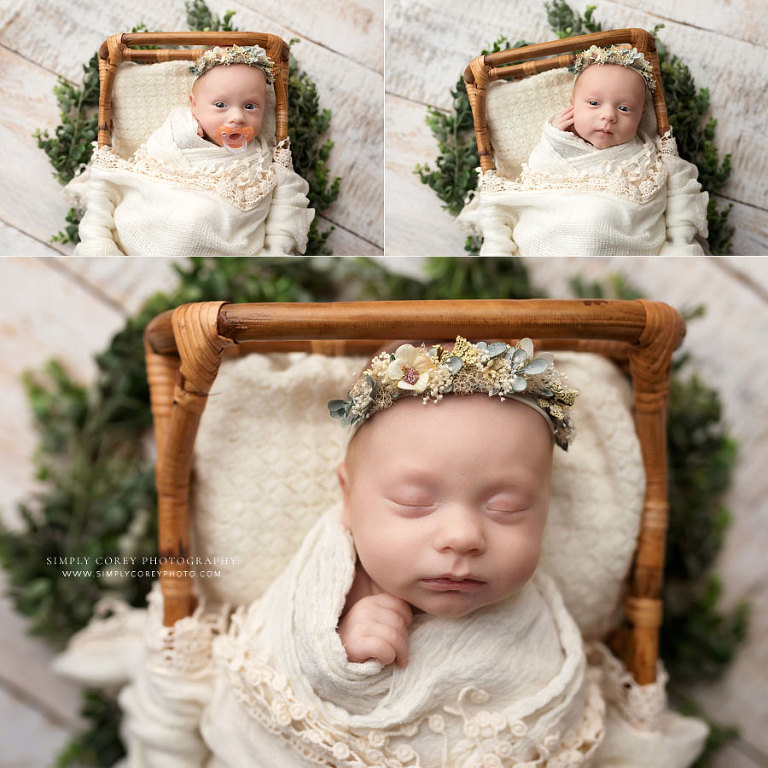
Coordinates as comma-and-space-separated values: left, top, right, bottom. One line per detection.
338, 590, 413, 668
660, 152, 709, 255
263, 162, 314, 255
74, 176, 126, 256
550, 106, 575, 133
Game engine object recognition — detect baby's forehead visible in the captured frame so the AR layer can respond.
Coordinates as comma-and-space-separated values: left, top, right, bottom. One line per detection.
193, 64, 267, 92
348, 394, 553, 460
574, 64, 646, 92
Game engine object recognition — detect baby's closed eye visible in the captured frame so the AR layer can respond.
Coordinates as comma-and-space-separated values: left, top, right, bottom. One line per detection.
484, 493, 532, 517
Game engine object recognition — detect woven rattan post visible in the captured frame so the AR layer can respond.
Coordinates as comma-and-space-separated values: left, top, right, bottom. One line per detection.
463, 28, 668, 173
97, 31, 290, 149
147, 302, 234, 625
624, 300, 685, 684
144, 298, 683, 682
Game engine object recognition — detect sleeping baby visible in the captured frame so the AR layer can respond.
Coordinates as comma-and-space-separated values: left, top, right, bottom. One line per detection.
68, 44, 313, 256
114, 337, 708, 767
459, 45, 709, 256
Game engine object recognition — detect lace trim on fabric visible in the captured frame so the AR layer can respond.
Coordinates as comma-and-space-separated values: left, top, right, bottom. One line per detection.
90, 141, 293, 212
216, 617, 605, 768
481, 132, 677, 205
145, 583, 229, 677
64, 596, 144, 647
588, 643, 668, 732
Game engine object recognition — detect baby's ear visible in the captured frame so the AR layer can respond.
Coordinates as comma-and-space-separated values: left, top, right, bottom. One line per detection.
337, 463, 352, 528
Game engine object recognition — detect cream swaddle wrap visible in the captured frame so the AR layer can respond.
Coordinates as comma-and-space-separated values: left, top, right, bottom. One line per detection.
458, 119, 708, 257
68, 106, 313, 256
204, 506, 605, 768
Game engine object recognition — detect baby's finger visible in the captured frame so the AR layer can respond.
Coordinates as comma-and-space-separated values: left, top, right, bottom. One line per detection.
362, 622, 410, 668
373, 593, 414, 626
353, 634, 399, 666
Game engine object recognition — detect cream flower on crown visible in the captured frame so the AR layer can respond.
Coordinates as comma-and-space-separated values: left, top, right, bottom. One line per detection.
387, 344, 432, 393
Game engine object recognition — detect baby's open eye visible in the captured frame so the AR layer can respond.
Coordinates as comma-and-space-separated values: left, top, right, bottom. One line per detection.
245, 103, 258, 111
619, 105, 631, 113
214, 101, 226, 109
588, 99, 599, 107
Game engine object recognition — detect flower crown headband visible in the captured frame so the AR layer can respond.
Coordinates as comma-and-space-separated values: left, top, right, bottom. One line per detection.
190, 44, 275, 85
328, 337, 579, 450
570, 44, 656, 93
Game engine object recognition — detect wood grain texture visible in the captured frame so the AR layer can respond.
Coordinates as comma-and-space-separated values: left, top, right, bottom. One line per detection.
237, 0, 383, 73
0, 0, 383, 254
614, 0, 768, 48
0, 681, 77, 767
0, 259, 127, 520
385, 0, 768, 255
0, 258, 131, 758
385, 93, 467, 256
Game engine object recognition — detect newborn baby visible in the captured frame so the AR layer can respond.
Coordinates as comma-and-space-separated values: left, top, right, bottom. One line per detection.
459, 44, 709, 256
69, 44, 313, 256
115, 338, 708, 767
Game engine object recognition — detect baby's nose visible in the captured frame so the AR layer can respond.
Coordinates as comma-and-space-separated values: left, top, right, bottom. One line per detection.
434, 507, 486, 554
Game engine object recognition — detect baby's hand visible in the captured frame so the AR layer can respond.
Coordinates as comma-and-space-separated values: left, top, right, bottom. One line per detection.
550, 106, 575, 132
338, 593, 413, 668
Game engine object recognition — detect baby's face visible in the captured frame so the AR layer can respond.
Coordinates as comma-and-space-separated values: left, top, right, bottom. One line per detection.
190, 63, 267, 146
570, 64, 646, 149
339, 395, 553, 618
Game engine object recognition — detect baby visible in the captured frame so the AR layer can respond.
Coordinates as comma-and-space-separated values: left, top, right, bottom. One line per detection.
459, 44, 709, 256
110, 339, 707, 767
115, 338, 705, 767
68, 45, 314, 256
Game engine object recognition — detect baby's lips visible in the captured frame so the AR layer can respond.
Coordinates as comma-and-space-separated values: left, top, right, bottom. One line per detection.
217, 125, 255, 150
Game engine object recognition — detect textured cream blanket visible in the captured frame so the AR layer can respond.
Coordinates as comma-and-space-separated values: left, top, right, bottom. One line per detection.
203, 505, 605, 767
65, 506, 707, 768
458, 120, 708, 256
67, 106, 313, 256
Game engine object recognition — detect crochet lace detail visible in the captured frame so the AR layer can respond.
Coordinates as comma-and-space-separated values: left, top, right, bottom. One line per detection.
145, 583, 229, 677
588, 643, 669, 733
90, 142, 293, 212
216, 614, 605, 768
481, 133, 677, 205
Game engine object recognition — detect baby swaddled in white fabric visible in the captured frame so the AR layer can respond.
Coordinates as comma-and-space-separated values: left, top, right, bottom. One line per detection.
67, 45, 313, 256
111, 337, 706, 768
458, 45, 708, 256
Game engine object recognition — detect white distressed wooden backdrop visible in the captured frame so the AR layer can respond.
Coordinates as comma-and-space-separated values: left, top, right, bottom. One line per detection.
0, 0, 384, 256
1, 255, 767, 767
385, 0, 768, 256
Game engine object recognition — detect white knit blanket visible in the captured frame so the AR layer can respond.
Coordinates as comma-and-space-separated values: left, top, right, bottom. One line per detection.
205, 505, 605, 767
67, 106, 313, 256
458, 120, 708, 257
61, 511, 708, 768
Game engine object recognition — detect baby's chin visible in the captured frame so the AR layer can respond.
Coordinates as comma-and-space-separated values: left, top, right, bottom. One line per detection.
410, 593, 512, 618
580, 130, 635, 150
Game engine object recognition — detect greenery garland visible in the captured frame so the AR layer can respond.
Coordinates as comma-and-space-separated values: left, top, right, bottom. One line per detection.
415, 0, 734, 254
0, 256, 747, 766
34, 0, 340, 255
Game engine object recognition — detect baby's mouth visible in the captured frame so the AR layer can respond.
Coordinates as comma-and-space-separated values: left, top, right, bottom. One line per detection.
421, 576, 485, 592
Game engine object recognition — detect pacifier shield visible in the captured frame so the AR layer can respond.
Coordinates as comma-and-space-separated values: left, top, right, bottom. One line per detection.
217, 125, 255, 153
